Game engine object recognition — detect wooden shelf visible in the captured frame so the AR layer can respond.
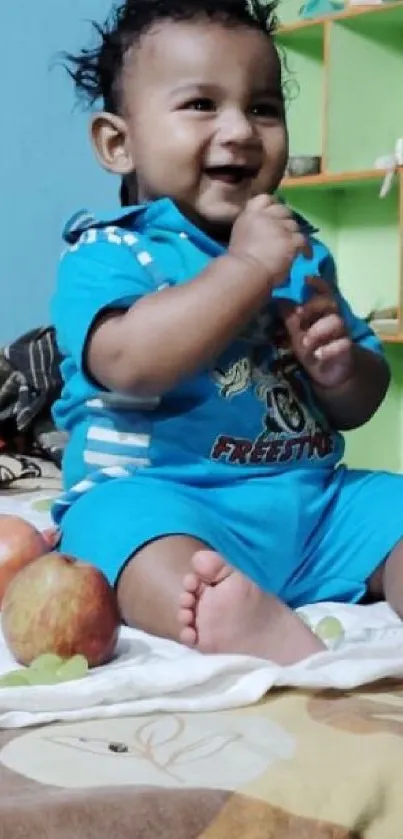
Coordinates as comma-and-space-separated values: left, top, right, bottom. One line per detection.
281, 168, 395, 190
277, 6, 403, 345
379, 333, 403, 344
278, 0, 403, 36
277, 0, 403, 469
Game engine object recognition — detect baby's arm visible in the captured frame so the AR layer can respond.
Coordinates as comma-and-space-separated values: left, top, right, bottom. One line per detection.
87, 197, 307, 395
88, 252, 268, 394
311, 346, 389, 430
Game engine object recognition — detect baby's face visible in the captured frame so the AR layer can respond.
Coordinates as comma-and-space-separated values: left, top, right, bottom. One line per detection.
120, 18, 288, 237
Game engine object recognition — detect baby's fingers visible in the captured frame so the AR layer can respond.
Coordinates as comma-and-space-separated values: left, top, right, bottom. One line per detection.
302, 313, 347, 355
313, 337, 351, 362
299, 295, 338, 331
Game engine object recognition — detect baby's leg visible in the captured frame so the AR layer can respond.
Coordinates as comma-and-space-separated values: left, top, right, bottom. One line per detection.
368, 539, 403, 616
118, 537, 324, 664
324, 470, 403, 615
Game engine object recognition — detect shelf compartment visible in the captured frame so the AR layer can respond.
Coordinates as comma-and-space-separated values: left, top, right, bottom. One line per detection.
278, 0, 310, 29
277, 32, 325, 159
280, 178, 401, 324
276, 1, 403, 473
281, 166, 394, 189
278, 0, 403, 37
325, 6, 403, 173
381, 333, 403, 343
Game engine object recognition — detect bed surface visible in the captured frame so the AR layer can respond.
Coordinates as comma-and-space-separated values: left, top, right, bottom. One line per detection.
0, 486, 58, 527
0, 488, 402, 838
1, 679, 403, 838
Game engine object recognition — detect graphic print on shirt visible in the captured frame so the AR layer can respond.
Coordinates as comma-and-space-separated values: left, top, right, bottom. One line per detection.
210, 313, 335, 467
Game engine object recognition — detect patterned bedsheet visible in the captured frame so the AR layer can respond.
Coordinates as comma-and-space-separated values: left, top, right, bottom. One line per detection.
1, 681, 402, 838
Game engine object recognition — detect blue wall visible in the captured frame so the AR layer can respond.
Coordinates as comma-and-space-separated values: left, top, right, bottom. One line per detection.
0, 0, 116, 343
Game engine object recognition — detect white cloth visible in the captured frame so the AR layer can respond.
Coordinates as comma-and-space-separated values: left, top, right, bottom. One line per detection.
0, 601, 403, 729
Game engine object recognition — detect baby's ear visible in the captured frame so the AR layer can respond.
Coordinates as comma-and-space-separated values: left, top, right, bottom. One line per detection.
90, 112, 134, 175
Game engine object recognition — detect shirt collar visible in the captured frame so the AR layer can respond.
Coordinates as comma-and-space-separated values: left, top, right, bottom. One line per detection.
63, 196, 318, 247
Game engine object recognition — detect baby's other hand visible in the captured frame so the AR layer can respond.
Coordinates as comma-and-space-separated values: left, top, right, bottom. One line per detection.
278, 276, 354, 389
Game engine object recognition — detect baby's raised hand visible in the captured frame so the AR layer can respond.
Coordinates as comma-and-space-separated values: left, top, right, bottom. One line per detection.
278, 276, 354, 389
229, 195, 310, 289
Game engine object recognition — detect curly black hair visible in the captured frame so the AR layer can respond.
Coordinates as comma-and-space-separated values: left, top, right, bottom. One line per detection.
64, 0, 279, 114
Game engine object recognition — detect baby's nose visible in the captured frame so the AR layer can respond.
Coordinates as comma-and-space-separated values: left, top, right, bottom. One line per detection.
217, 108, 255, 144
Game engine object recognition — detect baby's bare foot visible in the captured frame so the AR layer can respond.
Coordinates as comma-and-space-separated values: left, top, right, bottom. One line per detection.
178, 550, 325, 665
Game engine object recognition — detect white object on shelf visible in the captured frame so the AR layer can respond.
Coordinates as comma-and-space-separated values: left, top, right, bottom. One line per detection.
375, 138, 403, 198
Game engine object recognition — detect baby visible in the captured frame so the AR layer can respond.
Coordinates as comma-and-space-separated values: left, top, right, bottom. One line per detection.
52, 0, 403, 664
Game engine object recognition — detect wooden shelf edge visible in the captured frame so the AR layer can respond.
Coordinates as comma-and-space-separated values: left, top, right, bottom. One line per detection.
277, 0, 403, 36
376, 333, 403, 344
281, 167, 401, 189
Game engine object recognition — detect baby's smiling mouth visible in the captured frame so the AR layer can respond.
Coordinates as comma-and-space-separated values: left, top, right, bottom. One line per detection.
204, 164, 259, 185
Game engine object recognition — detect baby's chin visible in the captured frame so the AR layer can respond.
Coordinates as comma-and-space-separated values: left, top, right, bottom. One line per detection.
191, 202, 249, 241
197, 214, 237, 243
195, 183, 278, 226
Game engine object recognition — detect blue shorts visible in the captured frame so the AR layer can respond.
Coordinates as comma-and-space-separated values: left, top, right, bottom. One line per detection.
58, 466, 403, 608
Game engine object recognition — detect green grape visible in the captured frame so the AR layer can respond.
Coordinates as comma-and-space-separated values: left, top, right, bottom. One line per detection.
0, 670, 30, 688
30, 654, 65, 672
0, 655, 90, 690
32, 498, 53, 513
25, 669, 62, 686
56, 655, 89, 683
315, 616, 344, 643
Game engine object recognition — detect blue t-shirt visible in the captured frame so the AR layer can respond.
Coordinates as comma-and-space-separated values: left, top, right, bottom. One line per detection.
52, 197, 383, 493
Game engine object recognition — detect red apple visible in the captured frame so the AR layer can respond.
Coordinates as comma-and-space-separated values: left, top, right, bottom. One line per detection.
1, 553, 120, 667
0, 515, 49, 605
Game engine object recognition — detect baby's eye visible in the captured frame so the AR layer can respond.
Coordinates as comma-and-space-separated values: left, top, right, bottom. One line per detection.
181, 98, 216, 112
251, 102, 283, 119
